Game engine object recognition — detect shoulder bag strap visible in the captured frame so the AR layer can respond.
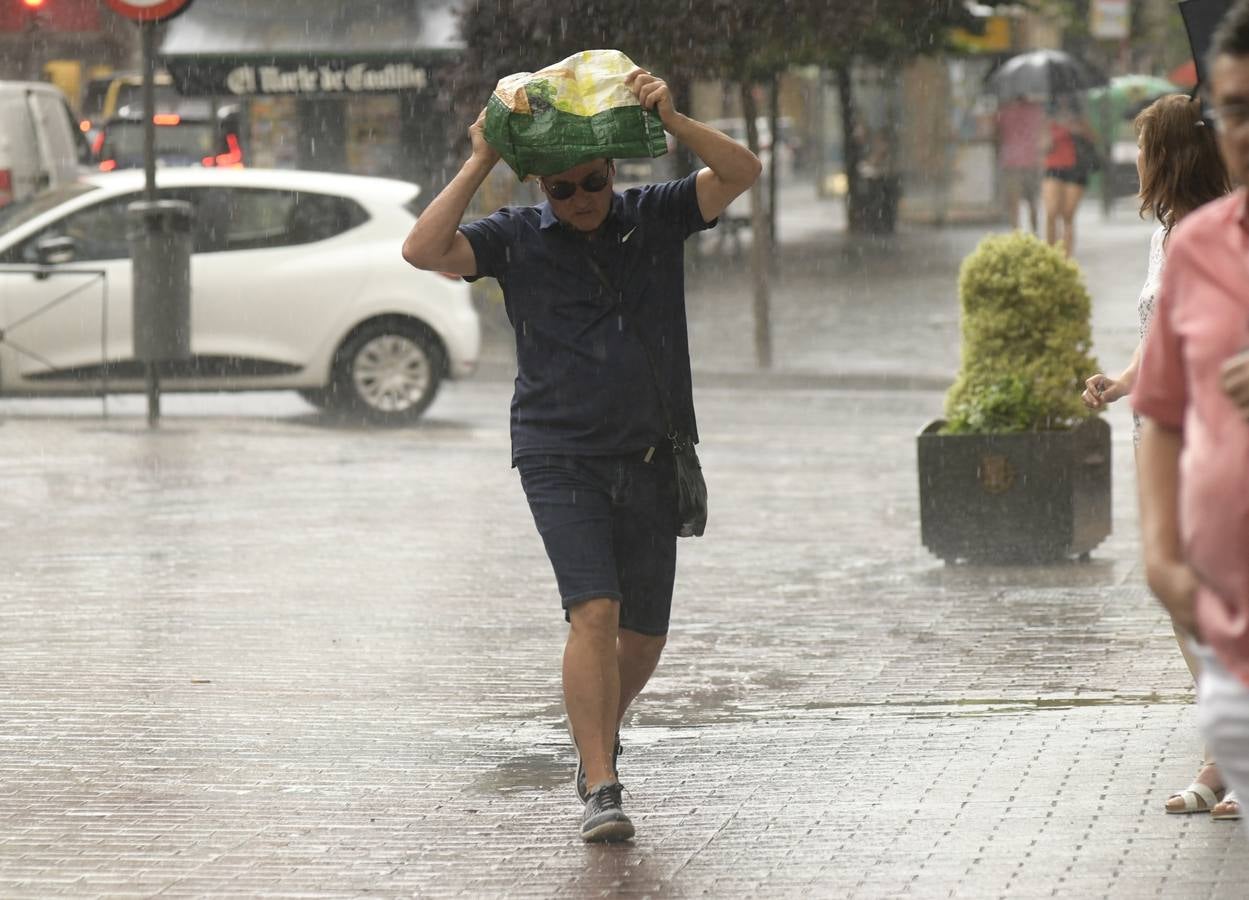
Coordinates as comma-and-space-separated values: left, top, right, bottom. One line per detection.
579, 246, 681, 443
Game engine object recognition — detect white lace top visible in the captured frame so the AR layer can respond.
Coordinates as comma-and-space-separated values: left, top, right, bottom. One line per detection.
1133, 225, 1167, 444
1139, 225, 1166, 337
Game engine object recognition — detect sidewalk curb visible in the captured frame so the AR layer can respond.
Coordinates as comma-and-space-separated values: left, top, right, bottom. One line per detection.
467, 361, 953, 393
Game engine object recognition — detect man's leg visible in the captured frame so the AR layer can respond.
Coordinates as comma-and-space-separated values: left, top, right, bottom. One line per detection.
565, 597, 622, 791
1002, 170, 1021, 229
617, 629, 667, 728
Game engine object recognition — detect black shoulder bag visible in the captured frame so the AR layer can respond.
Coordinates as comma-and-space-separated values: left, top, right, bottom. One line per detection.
580, 245, 708, 538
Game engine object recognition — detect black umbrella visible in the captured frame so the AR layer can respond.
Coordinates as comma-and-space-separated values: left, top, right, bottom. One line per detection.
987, 49, 1107, 100
1180, 0, 1232, 90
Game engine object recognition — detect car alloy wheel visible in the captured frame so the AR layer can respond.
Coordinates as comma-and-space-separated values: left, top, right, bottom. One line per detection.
331, 320, 444, 425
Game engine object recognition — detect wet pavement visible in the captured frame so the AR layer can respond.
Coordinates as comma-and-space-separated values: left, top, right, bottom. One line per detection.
3, 196, 1246, 898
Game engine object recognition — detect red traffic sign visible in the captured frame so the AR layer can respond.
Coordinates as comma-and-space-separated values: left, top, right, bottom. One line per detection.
104, 0, 193, 22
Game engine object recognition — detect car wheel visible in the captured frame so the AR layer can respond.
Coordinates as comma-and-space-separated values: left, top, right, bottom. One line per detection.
330, 320, 444, 425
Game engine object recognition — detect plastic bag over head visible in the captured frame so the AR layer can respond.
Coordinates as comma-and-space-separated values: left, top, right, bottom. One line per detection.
484, 49, 669, 181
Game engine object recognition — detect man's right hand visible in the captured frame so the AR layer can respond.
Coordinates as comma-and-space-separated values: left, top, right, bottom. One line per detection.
1219, 350, 1249, 421
469, 108, 500, 167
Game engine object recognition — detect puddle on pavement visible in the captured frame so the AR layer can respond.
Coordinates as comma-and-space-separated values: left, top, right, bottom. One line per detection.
473, 750, 567, 794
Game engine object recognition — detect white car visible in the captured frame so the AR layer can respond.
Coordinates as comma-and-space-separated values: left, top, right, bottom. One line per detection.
0, 168, 479, 424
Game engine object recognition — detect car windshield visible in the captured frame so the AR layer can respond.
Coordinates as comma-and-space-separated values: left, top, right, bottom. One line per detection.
103, 121, 217, 163
0, 182, 99, 236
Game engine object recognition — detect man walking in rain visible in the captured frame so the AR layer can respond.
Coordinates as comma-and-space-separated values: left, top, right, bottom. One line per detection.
1134, 0, 1249, 841
401, 66, 760, 842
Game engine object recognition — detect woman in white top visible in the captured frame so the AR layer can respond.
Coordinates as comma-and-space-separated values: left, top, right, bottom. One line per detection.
1082, 93, 1234, 818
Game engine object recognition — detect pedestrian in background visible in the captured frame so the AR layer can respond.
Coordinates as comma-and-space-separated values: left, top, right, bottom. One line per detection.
996, 93, 1044, 233
1042, 94, 1095, 256
401, 67, 760, 843
1134, 0, 1249, 842
1082, 92, 1233, 818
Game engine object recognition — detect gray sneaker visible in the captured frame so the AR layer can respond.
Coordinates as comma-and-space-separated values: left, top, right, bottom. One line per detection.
575, 733, 622, 802
580, 781, 634, 843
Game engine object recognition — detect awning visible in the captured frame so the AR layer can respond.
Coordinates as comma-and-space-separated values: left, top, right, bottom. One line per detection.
159, 0, 463, 97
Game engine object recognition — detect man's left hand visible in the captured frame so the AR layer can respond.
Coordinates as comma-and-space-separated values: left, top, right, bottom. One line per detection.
625, 68, 678, 128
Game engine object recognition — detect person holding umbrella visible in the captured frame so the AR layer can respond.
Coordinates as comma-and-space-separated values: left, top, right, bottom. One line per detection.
1080, 91, 1234, 818
1041, 94, 1097, 256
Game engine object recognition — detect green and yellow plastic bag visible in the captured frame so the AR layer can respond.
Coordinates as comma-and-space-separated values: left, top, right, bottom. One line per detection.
484, 49, 669, 181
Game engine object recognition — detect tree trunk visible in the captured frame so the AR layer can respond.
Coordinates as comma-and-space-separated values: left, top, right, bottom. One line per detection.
741, 81, 773, 369
767, 73, 781, 249
834, 63, 863, 234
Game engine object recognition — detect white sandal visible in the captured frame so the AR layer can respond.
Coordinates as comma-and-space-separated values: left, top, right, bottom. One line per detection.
1213, 790, 1242, 821
1165, 781, 1221, 814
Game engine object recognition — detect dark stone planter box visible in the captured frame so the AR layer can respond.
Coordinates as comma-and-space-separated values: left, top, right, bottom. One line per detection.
917, 416, 1112, 563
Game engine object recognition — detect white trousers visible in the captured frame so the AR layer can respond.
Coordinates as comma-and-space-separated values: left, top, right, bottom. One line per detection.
1195, 641, 1249, 831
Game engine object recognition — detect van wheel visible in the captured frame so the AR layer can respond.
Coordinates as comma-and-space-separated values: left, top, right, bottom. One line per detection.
329, 320, 443, 425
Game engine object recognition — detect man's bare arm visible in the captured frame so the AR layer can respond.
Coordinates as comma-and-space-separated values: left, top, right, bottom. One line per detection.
1137, 417, 1200, 635
401, 109, 499, 276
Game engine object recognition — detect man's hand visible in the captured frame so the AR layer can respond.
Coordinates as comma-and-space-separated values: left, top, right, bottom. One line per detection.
1081, 373, 1125, 409
625, 68, 678, 129
1147, 558, 1201, 638
469, 108, 500, 167
1219, 350, 1249, 420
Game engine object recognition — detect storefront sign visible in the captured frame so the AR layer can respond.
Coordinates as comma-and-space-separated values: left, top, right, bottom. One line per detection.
1090, 0, 1129, 40
223, 62, 428, 96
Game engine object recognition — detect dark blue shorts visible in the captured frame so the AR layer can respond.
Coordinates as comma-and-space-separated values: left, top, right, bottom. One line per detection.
516, 451, 679, 636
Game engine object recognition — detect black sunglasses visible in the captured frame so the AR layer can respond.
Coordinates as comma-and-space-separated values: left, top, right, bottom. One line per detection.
542, 169, 610, 201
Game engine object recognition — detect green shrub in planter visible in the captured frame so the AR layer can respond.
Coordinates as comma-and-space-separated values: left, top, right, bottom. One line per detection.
943, 232, 1099, 434
918, 232, 1111, 563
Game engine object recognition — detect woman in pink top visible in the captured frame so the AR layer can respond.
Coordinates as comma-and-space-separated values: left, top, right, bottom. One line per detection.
1082, 94, 1234, 818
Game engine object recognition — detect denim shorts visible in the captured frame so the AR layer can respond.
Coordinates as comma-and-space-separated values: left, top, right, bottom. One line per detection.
516, 450, 679, 636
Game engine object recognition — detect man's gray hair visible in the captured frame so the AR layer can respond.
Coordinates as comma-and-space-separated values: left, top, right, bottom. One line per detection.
1212, 0, 1249, 64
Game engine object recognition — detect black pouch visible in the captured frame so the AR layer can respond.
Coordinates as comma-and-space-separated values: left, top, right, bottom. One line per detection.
672, 436, 707, 538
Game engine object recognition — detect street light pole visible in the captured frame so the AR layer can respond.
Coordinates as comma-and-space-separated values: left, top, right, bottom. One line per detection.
141, 19, 160, 427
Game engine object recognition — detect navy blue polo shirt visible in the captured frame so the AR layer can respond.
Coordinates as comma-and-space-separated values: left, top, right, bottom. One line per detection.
459, 172, 716, 462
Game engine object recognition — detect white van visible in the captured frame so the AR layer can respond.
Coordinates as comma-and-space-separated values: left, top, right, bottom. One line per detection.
0, 81, 86, 209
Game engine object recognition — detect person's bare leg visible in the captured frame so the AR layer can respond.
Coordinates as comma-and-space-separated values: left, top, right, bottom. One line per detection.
616, 629, 667, 729
1167, 621, 1225, 810
564, 598, 622, 790
1042, 178, 1061, 246
1061, 183, 1084, 257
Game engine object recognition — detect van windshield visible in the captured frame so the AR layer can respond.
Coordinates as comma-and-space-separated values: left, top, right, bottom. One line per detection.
0, 183, 99, 235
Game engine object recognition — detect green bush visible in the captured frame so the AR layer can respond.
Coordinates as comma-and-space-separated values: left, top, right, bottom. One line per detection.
943, 232, 1099, 434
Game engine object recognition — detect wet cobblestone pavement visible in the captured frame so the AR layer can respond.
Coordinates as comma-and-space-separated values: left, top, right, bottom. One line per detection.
2, 380, 1246, 898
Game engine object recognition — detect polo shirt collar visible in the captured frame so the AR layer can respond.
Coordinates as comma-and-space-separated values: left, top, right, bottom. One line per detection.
537, 192, 637, 233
